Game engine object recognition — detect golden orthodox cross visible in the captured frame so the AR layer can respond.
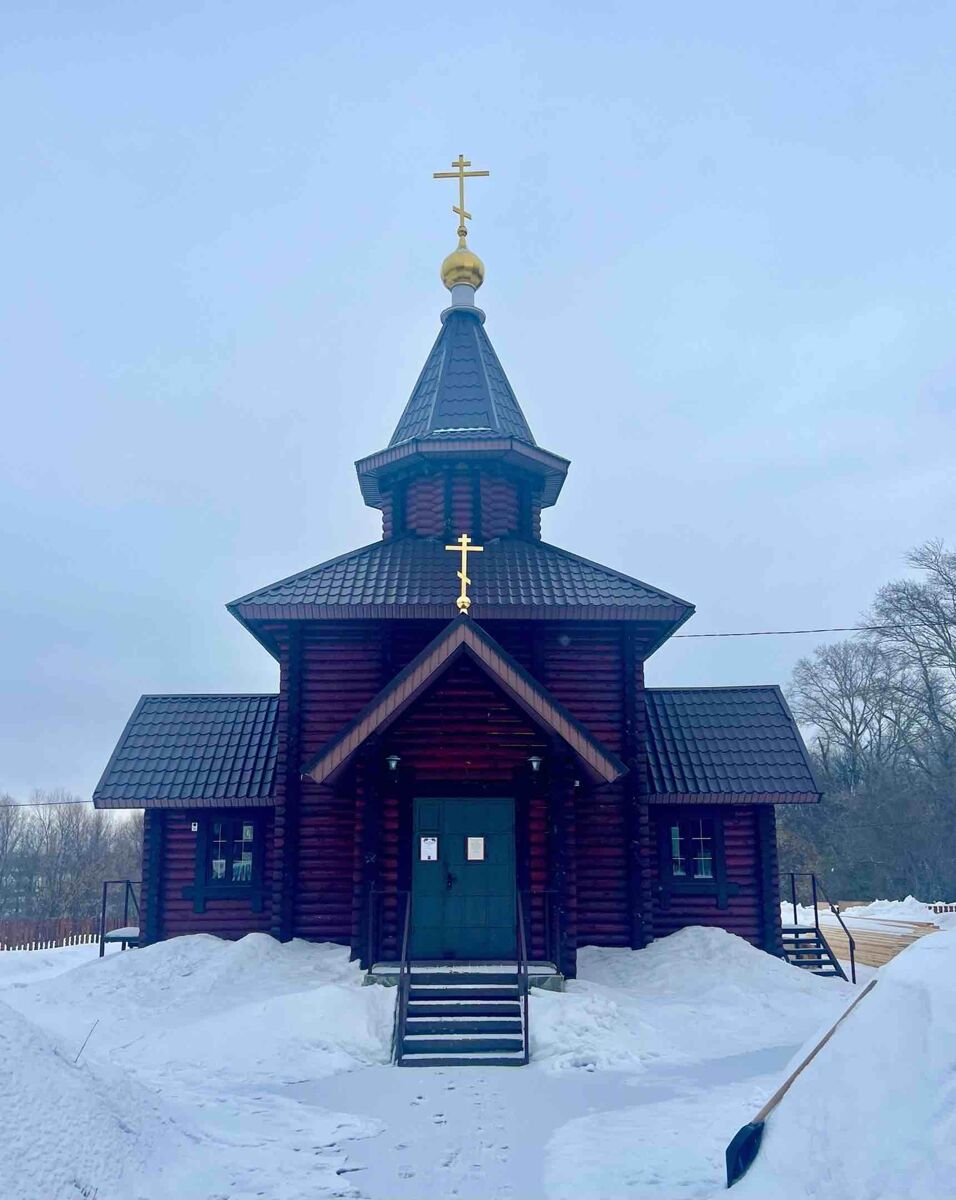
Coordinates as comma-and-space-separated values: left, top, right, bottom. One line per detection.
445, 532, 484, 614
433, 154, 490, 238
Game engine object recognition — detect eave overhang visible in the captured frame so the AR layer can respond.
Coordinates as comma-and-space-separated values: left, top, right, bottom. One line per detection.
302, 616, 628, 787
648, 791, 821, 805
355, 436, 570, 508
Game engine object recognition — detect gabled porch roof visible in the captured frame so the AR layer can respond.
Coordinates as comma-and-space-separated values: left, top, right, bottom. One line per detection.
302, 617, 628, 786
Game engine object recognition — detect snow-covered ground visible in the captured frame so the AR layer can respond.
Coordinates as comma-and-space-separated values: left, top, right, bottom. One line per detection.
1, 923, 952, 1200
782, 894, 956, 932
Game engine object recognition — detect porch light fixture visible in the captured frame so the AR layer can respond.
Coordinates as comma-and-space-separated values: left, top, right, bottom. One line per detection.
385, 754, 401, 772
528, 755, 543, 773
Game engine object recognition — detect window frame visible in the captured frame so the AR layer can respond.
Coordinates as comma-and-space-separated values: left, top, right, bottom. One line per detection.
182, 813, 265, 914
656, 807, 739, 909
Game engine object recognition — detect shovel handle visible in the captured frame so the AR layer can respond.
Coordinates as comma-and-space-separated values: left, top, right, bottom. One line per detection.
752, 978, 877, 1124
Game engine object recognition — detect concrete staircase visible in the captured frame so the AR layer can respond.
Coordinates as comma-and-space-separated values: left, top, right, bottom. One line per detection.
397, 968, 528, 1067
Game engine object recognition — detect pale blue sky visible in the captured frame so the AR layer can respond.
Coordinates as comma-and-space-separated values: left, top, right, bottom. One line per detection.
2, 1, 954, 798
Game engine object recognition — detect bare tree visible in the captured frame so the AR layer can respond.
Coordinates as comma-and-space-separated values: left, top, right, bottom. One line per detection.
0, 794, 143, 921
782, 541, 956, 899
789, 640, 912, 790
0, 795, 26, 914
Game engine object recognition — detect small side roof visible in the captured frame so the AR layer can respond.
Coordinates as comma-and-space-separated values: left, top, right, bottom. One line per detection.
93, 694, 279, 809
303, 617, 628, 786
645, 686, 820, 803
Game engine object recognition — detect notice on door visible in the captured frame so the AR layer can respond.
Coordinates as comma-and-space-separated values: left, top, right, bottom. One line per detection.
420, 836, 438, 861
466, 836, 486, 861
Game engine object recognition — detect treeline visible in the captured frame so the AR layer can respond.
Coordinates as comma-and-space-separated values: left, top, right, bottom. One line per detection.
0, 792, 142, 921
778, 540, 956, 900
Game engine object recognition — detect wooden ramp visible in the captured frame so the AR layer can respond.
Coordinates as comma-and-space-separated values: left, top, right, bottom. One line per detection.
819, 915, 938, 968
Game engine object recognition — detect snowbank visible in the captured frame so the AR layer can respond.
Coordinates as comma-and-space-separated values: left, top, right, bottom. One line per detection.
1, 935, 391, 1199
531, 926, 853, 1073
0, 941, 110, 987
0, 996, 169, 1199
843, 895, 956, 930
732, 929, 956, 1199
781, 895, 956, 932
3, 933, 395, 1087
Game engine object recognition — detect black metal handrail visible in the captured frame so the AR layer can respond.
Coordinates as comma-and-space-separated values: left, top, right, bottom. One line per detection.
787, 871, 856, 984
515, 890, 530, 1064
98, 879, 141, 958
393, 891, 412, 1064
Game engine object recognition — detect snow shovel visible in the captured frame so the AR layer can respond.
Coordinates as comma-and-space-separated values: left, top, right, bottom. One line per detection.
725, 979, 877, 1188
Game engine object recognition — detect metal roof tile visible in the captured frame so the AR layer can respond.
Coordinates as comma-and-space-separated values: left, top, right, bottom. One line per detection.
229, 536, 694, 625
388, 309, 535, 447
645, 687, 819, 798
94, 695, 279, 809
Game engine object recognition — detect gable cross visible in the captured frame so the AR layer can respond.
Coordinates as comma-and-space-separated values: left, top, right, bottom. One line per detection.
445, 532, 484, 614
433, 154, 490, 239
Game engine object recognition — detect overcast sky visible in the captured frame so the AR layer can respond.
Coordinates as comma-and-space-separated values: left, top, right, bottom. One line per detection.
2, 2, 954, 800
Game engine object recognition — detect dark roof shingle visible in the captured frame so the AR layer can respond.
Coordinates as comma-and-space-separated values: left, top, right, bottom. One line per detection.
645, 687, 819, 801
389, 308, 535, 446
228, 536, 694, 630
93, 695, 278, 809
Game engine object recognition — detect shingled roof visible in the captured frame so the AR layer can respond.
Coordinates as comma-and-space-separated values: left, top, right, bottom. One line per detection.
229, 536, 694, 647
93, 695, 278, 809
645, 687, 820, 803
389, 307, 535, 446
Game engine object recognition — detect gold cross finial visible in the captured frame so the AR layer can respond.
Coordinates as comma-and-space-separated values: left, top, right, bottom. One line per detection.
433, 154, 490, 240
444, 532, 484, 614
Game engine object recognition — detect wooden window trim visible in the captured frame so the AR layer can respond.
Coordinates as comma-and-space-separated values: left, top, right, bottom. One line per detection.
655, 807, 740, 910
182, 814, 265, 914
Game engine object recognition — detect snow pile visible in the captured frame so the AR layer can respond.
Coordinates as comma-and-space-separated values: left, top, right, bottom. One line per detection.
0, 935, 391, 1199
0, 941, 111, 986
781, 895, 956, 932
732, 929, 956, 1199
531, 926, 852, 1073
0, 996, 171, 1199
5, 933, 395, 1087
843, 895, 956, 930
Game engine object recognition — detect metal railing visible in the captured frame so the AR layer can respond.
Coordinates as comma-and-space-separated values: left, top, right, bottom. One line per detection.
392, 891, 412, 1063
98, 879, 141, 958
515, 891, 530, 1064
786, 871, 856, 984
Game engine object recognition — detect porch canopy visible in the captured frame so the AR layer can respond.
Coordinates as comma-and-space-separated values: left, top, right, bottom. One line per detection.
302, 617, 628, 787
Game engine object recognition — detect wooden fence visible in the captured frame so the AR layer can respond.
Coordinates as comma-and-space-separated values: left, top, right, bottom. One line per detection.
0, 916, 104, 951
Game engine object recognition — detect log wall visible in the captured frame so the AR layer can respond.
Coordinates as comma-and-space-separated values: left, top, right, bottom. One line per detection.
648, 807, 765, 946
159, 811, 275, 939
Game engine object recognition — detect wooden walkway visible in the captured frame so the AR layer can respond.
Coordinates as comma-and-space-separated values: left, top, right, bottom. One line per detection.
820, 915, 939, 968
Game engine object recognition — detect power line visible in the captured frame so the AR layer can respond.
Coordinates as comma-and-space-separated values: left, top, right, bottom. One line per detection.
674, 624, 903, 639
4, 799, 95, 808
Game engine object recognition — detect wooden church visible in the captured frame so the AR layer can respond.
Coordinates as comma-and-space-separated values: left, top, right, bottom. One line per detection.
94, 159, 820, 1024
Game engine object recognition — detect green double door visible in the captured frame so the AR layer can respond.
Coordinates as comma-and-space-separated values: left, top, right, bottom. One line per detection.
411, 797, 516, 960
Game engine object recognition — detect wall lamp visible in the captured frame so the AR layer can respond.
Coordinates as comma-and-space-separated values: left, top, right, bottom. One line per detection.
528, 755, 543, 774
385, 754, 401, 772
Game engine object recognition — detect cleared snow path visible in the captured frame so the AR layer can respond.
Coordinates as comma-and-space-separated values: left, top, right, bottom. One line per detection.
293, 1044, 793, 1199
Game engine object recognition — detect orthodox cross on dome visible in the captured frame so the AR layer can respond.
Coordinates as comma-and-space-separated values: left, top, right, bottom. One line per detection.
433, 154, 490, 240
444, 532, 484, 614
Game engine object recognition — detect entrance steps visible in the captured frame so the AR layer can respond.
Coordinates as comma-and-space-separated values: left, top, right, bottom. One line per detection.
781, 925, 847, 979
396, 967, 528, 1067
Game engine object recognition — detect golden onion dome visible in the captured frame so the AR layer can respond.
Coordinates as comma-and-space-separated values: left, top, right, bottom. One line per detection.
440, 236, 485, 291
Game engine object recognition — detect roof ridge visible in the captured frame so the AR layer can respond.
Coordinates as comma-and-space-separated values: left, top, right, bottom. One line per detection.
645, 685, 781, 694
139, 692, 280, 701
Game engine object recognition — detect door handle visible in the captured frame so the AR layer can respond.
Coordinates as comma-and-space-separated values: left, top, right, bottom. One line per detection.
446, 870, 457, 890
